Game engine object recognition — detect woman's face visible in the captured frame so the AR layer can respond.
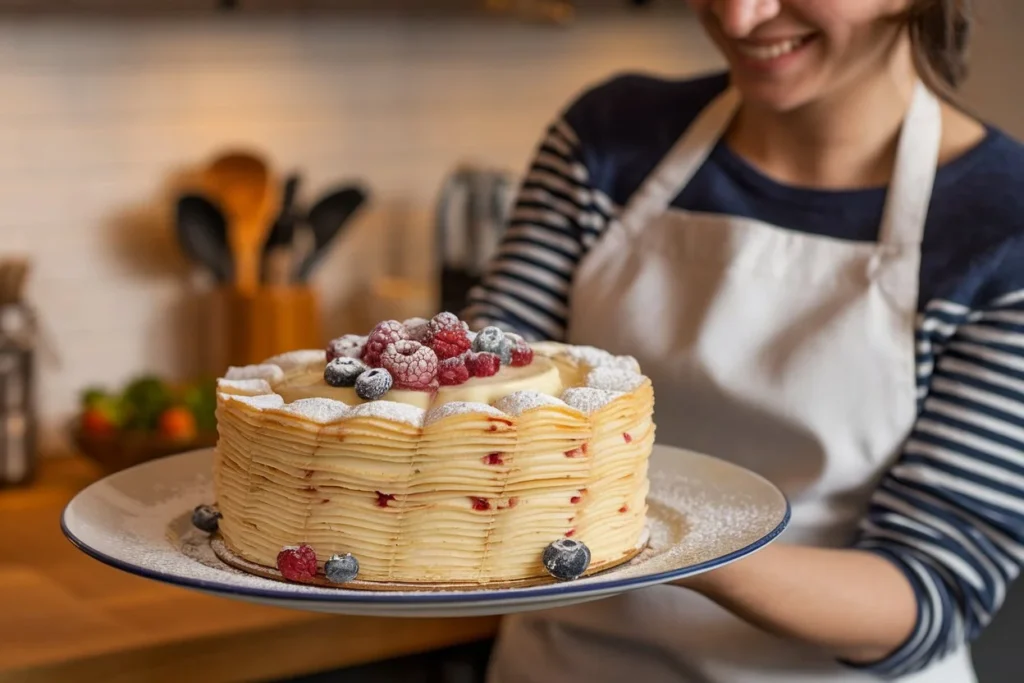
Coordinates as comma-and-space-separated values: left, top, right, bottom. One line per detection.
688, 0, 913, 111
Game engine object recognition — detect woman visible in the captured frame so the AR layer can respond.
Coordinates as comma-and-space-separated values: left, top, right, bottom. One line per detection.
466, 1, 1024, 682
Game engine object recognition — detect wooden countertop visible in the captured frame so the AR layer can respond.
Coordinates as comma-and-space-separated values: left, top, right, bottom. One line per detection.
0, 456, 500, 683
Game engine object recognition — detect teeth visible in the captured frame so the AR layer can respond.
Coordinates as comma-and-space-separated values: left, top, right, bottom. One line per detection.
736, 36, 808, 61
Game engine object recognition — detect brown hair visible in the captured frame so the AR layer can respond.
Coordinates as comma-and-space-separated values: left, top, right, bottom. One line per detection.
906, 0, 973, 94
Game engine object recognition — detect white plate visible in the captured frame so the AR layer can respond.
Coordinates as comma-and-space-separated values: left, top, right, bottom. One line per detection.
61, 445, 789, 618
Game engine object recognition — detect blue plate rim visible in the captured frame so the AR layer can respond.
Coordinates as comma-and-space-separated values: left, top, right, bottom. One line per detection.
59, 450, 792, 606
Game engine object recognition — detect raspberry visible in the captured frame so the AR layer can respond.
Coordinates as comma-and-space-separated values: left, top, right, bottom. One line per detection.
324, 357, 367, 387
356, 368, 393, 400
430, 327, 472, 360
326, 334, 366, 362
438, 355, 470, 386
424, 312, 471, 360
361, 320, 409, 367
508, 334, 534, 367
465, 351, 501, 378
276, 544, 318, 582
381, 340, 438, 391
403, 317, 430, 342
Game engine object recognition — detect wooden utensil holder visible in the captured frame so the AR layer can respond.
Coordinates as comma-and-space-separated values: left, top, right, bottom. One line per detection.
199, 285, 323, 375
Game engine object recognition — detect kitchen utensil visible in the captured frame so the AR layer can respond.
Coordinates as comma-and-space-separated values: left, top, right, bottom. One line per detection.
294, 185, 368, 282
202, 150, 279, 295
0, 259, 37, 486
263, 173, 301, 286
175, 194, 233, 283
436, 166, 515, 314
61, 444, 789, 615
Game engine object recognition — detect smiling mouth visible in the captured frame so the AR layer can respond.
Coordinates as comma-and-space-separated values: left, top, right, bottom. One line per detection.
734, 34, 815, 61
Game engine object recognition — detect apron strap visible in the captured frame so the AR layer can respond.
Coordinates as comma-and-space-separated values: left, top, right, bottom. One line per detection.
616, 81, 943, 248
617, 87, 741, 237
878, 81, 942, 247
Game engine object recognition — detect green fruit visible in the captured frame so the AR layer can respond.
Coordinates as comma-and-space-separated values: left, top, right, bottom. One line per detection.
182, 377, 218, 432
121, 375, 172, 431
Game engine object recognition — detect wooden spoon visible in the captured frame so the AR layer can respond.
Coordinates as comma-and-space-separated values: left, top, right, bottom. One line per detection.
202, 150, 279, 295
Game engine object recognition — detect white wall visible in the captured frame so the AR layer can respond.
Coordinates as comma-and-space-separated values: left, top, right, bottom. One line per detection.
0, 10, 722, 451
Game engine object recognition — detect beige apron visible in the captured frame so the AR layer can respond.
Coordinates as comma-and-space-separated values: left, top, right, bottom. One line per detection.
487, 83, 977, 682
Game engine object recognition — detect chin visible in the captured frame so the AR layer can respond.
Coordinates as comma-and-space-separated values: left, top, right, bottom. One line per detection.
727, 73, 820, 113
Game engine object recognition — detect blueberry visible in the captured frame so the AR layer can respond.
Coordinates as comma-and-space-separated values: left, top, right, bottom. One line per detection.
472, 326, 512, 365
324, 357, 367, 388
191, 504, 222, 533
542, 538, 591, 581
324, 553, 360, 583
355, 367, 393, 401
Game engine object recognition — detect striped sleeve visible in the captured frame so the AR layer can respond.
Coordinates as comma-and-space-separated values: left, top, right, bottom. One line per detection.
462, 118, 613, 341
847, 289, 1024, 678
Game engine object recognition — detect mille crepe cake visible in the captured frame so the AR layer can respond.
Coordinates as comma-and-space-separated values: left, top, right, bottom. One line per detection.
200, 312, 655, 587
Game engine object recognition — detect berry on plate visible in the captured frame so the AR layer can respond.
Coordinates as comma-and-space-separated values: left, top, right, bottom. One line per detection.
324, 553, 360, 583
355, 367, 393, 400
276, 544, 318, 582
324, 357, 367, 388
381, 340, 439, 391
362, 320, 409, 367
542, 538, 591, 581
472, 326, 512, 365
191, 504, 221, 532
507, 333, 534, 367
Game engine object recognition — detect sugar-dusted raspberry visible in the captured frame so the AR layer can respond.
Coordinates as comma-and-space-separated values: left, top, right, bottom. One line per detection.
438, 355, 470, 386
381, 340, 438, 391
326, 334, 366, 362
403, 317, 430, 342
423, 312, 471, 360
362, 320, 409, 367
276, 544, 318, 582
465, 351, 501, 378
507, 333, 534, 367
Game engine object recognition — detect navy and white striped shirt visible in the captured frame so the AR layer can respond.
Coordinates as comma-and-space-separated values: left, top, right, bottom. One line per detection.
465, 71, 1024, 678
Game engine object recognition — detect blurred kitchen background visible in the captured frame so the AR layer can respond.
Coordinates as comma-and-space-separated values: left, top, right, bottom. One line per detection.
2, 0, 1024, 681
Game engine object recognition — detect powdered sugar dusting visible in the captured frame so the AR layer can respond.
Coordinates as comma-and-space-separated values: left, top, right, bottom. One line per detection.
425, 401, 505, 426
216, 378, 272, 396
348, 401, 426, 428
277, 398, 352, 424
225, 364, 285, 384
67, 448, 787, 604
263, 349, 327, 373
561, 387, 623, 415
494, 391, 568, 417
222, 392, 285, 410
565, 346, 641, 373
586, 367, 646, 393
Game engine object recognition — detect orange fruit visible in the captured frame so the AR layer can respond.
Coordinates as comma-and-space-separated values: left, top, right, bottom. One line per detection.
159, 406, 197, 441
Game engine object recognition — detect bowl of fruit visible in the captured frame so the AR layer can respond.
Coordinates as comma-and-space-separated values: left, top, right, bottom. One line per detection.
72, 375, 219, 473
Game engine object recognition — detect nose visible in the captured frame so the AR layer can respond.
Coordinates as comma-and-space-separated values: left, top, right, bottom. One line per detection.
710, 0, 782, 37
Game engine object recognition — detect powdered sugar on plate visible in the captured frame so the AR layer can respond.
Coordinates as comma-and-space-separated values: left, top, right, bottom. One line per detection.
225, 364, 285, 384
494, 391, 569, 417
425, 401, 506, 426
63, 446, 788, 611
561, 387, 624, 415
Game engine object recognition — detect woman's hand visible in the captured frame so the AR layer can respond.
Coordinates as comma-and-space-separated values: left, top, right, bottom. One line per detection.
674, 542, 917, 664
